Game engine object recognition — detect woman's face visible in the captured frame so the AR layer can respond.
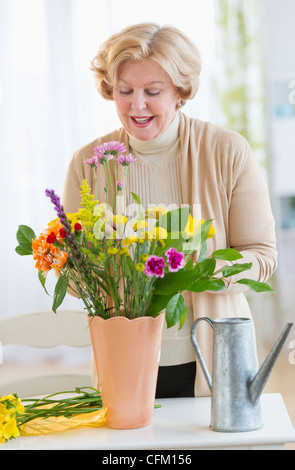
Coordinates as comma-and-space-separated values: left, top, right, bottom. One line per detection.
113, 59, 180, 141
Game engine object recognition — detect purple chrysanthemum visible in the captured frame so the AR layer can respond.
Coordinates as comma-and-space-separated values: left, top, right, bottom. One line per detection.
165, 247, 184, 272
144, 255, 166, 278
116, 153, 137, 166
85, 155, 101, 168
94, 141, 127, 160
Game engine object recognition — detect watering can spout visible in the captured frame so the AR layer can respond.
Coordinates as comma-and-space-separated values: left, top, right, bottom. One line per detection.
248, 323, 293, 406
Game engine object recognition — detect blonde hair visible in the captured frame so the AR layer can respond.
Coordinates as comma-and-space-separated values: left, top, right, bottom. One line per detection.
91, 23, 201, 105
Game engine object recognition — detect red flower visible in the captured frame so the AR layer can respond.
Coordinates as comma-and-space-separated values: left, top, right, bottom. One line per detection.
46, 232, 57, 244
59, 227, 67, 239
74, 223, 82, 231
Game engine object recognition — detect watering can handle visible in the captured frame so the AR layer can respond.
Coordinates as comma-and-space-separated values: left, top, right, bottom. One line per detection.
191, 317, 214, 391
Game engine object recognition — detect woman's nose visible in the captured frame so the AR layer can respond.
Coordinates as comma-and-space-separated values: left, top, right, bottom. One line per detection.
130, 91, 147, 111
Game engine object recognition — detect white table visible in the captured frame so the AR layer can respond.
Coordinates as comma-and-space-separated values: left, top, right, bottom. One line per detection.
1, 393, 294, 451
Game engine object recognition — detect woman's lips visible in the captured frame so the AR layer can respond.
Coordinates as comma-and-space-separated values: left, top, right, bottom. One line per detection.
130, 116, 155, 127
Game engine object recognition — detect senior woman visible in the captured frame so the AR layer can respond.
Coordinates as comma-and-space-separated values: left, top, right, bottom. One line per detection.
62, 23, 277, 398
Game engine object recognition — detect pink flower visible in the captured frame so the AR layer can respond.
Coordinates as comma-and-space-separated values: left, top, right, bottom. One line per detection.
144, 255, 166, 278
117, 181, 123, 191
85, 155, 100, 168
94, 141, 127, 159
165, 247, 184, 272
116, 153, 137, 166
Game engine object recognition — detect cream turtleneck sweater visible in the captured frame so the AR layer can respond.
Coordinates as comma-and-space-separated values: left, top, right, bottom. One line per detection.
127, 113, 196, 366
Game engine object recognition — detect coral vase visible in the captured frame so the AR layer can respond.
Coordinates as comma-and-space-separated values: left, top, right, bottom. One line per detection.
88, 313, 165, 429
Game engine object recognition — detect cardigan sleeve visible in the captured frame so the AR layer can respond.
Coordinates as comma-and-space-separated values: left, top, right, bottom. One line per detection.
225, 138, 277, 293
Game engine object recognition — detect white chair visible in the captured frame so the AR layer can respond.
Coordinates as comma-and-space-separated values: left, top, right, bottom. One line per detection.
0, 310, 93, 397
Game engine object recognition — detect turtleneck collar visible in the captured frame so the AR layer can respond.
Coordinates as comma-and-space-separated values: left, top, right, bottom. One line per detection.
128, 112, 179, 154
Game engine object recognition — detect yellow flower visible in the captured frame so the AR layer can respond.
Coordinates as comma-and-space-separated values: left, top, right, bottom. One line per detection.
151, 227, 168, 239
140, 253, 149, 262
158, 239, 166, 247
118, 247, 129, 255
107, 246, 118, 255
183, 214, 197, 238
196, 219, 216, 239
122, 235, 138, 246
0, 394, 24, 443
132, 220, 147, 231
145, 206, 168, 220
64, 213, 80, 228
113, 214, 128, 225
2, 417, 20, 441
135, 262, 145, 272
138, 231, 153, 241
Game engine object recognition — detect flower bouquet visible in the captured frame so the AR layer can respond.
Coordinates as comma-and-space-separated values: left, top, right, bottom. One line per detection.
15, 141, 272, 429
15, 141, 272, 327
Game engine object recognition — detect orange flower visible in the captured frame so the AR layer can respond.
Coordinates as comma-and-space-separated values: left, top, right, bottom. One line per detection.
32, 220, 68, 274
51, 251, 68, 273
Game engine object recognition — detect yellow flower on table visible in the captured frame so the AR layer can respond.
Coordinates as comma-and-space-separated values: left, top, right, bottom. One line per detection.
0, 394, 25, 443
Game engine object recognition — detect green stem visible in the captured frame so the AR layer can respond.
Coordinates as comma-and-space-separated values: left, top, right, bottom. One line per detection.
18, 388, 103, 426
124, 167, 128, 209
106, 158, 114, 212
93, 167, 98, 202
103, 165, 108, 205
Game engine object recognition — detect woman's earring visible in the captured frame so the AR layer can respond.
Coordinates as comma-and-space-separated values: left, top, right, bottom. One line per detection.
178, 101, 182, 107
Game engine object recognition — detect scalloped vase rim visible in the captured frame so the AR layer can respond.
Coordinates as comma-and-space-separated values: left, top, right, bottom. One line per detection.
88, 313, 165, 323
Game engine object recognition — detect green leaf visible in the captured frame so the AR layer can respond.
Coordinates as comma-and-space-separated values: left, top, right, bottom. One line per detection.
197, 257, 216, 276
211, 248, 243, 261
184, 258, 194, 271
147, 293, 174, 316
38, 270, 49, 295
236, 279, 274, 293
52, 276, 68, 313
130, 192, 141, 205
216, 262, 253, 278
15, 246, 32, 256
16, 225, 36, 254
198, 242, 207, 262
165, 294, 186, 328
154, 268, 202, 295
178, 304, 188, 330
188, 278, 226, 293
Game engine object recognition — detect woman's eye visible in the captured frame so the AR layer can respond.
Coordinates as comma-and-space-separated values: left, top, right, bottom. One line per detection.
120, 89, 133, 95
146, 90, 160, 96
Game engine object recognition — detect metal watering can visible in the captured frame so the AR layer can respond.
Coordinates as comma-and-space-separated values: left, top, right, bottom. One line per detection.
191, 317, 293, 432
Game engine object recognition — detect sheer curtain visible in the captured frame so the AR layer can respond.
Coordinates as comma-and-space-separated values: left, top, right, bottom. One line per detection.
0, 0, 216, 320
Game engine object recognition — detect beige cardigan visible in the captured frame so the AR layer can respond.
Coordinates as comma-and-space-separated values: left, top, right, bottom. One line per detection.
62, 112, 277, 396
